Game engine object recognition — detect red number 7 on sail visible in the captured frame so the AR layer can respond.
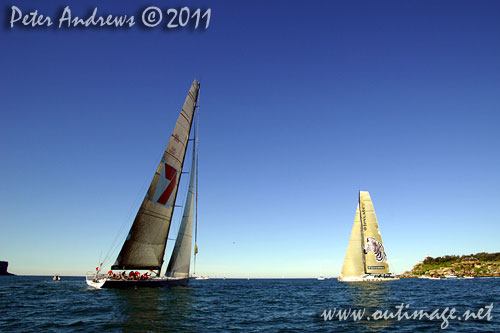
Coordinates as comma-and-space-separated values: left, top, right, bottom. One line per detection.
156, 163, 177, 205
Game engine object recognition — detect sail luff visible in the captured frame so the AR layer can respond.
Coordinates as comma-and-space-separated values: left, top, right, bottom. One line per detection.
111, 79, 200, 271
359, 191, 367, 274
194, 98, 199, 275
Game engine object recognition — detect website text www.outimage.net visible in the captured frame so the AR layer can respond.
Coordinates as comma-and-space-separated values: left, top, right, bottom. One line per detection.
321, 303, 494, 329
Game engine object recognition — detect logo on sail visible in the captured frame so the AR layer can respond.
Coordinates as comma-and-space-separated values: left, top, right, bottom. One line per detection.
363, 237, 387, 263
153, 162, 177, 206
361, 204, 367, 231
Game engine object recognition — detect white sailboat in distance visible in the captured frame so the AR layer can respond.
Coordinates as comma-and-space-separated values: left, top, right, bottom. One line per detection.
86, 79, 200, 288
318, 266, 326, 280
338, 191, 399, 282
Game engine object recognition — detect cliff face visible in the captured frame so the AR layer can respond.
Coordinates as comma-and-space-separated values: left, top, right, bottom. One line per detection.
401, 252, 500, 278
0, 261, 14, 275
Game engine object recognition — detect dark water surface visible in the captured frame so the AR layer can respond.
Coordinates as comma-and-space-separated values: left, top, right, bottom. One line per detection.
1, 276, 499, 332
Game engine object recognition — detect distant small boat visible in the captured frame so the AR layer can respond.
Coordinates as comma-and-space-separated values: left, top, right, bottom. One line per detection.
464, 276, 474, 279
429, 277, 441, 280
418, 276, 430, 279
317, 276, 326, 280
195, 276, 210, 280
445, 275, 458, 279
53, 274, 60, 281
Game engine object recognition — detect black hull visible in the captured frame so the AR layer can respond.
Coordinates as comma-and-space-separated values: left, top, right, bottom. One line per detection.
98, 278, 189, 288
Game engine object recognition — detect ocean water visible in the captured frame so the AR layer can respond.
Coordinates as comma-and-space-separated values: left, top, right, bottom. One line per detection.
1, 276, 499, 332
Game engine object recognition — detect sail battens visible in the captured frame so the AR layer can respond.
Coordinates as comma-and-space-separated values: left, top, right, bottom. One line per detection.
180, 111, 191, 124
164, 150, 183, 165
112, 79, 200, 271
138, 209, 171, 220
171, 133, 188, 145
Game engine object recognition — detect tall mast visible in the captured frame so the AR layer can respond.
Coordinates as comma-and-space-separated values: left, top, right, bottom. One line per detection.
359, 191, 367, 274
194, 85, 200, 275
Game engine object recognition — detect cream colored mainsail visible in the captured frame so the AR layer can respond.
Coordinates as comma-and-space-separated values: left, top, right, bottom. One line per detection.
340, 191, 390, 279
359, 191, 389, 274
112, 79, 200, 271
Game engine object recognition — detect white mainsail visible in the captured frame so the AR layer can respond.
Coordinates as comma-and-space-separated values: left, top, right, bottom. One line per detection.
165, 136, 196, 278
112, 79, 200, 271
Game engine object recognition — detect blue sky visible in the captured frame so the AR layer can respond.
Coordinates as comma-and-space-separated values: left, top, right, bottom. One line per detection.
1, 0, 499, 277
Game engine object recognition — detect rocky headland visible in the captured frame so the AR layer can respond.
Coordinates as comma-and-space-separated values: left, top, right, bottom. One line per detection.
400, 252, 500, 278
0, 261, 14, 275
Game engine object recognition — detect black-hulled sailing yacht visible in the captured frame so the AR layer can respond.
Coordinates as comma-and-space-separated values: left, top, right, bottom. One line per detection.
86, 79, 200, 288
